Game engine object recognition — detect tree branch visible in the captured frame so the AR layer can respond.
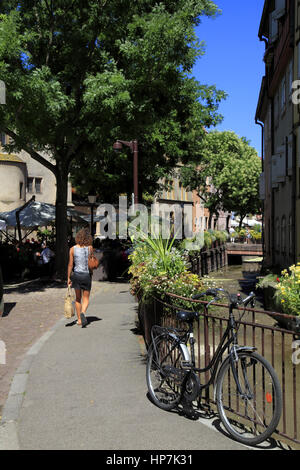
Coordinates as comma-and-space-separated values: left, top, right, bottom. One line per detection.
3, 127, 57, 176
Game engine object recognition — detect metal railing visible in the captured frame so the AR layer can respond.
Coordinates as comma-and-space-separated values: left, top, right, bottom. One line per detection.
145, 293, 300, 446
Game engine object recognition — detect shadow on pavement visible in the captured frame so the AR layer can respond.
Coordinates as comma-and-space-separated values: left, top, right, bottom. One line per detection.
65, 316, 102, 327
2, 302, 17, 317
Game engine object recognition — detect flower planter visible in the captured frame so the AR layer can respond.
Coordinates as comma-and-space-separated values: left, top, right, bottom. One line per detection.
267, 310, 300, 334
261, 284, 300, 334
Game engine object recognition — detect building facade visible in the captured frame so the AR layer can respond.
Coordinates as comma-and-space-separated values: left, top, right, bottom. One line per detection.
155, 172, 229, 239
293, 0, 300, 267
256, 0, 299, 269
0, 132, 73, 214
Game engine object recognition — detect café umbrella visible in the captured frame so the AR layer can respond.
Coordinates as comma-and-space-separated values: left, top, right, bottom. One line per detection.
0, 199, 86, 241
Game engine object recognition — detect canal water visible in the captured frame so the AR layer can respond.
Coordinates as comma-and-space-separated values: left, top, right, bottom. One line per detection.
200, 264, 300, 449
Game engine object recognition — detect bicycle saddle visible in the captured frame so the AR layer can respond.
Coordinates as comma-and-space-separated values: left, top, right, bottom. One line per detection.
176, 310, 199, 322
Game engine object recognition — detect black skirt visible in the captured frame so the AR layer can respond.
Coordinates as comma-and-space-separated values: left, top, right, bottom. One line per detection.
71, 272, 92, 291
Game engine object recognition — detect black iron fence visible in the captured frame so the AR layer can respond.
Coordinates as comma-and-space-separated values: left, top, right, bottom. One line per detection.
139, 293, 300, 446
188, 244, 227, 276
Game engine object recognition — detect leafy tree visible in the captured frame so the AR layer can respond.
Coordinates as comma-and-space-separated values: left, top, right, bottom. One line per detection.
180, 131, 261, 228
220, 136, 262, 227
0, 0, 225, 278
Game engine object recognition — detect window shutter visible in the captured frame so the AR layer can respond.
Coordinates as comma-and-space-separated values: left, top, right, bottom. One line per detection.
274, 0, 286, 19
269, 11, 278, 43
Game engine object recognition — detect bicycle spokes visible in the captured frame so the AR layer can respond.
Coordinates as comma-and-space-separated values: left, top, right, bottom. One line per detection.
216, 352, 282, 445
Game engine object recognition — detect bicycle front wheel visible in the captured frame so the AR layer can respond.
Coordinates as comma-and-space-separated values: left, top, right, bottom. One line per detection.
146, 335, 185, 411
216, 350, 282, 446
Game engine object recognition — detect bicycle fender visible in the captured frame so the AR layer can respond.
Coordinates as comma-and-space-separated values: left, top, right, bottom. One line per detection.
213, 347, 257, 401
166, 333, 190, 362
179, 343, 191, 362
235, 346, 257, 353
150, 332, 191, 363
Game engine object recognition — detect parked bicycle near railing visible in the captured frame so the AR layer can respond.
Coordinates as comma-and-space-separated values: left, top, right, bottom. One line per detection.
146, 288, 283, 446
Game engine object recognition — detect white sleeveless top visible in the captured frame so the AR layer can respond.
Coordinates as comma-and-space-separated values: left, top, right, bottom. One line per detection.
73, 246, 89, 273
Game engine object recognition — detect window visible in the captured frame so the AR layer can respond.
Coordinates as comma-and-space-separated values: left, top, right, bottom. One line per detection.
19, 182, 23, 200
27, 177, 34, 193
27, 177, 43, 194
35, 178, 42, 194
269, 11, 279, 43
0, 133, 6, 146
274, 0, 286, 19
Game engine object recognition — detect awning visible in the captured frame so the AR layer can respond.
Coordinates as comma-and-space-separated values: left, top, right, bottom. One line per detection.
0, 200, 86, 228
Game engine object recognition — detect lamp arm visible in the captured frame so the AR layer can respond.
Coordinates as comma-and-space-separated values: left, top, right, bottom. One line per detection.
117, 140, 134, 152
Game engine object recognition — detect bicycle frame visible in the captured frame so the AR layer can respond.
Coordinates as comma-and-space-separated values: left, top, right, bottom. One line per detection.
147, 289, 282, 447
187, 305, 237, 390
154, 302, 256, 394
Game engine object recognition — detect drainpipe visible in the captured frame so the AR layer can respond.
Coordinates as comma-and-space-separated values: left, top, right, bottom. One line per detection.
255, 119, 264, 171
255, 119, 265, 265
292, 132, 297, 264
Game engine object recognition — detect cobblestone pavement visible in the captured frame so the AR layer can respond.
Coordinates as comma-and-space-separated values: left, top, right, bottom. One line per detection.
0, 277, 108, 418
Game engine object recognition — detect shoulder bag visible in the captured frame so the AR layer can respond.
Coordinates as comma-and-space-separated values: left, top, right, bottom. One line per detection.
88, 246, 100, 272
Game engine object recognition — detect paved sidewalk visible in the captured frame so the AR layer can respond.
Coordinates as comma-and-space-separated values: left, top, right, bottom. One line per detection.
0, 277, 104, 417
0, 282, 248, 450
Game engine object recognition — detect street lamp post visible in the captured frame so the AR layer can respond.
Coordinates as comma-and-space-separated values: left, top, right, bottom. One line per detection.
113, 139, 138, 206
88, 194, 97, 238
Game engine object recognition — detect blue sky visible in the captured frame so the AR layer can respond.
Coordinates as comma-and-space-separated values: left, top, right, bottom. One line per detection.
193, 0, 266, 155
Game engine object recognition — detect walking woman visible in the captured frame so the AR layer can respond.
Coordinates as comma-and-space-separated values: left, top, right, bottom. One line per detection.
67, 228, 93, 327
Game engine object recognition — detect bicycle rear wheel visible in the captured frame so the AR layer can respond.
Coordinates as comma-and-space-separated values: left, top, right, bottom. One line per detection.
146, 335, 185, 411
216, 350, 282, 446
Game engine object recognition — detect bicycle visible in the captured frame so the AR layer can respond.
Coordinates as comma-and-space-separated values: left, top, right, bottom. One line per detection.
146, 288, 283, 446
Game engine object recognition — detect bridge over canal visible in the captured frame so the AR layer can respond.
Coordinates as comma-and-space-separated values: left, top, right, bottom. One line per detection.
226, 243, 263, 257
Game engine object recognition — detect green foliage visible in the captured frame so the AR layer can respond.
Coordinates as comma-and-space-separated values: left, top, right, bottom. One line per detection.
180, 131, 262, 224
0, 0, 226, 275
214, 230, 228, 243
128, 234, 208, 308
36, 228, 55, 244
0, 0, 225, 198
249, 230, 262, 241
204, 230, 213, 248
256, 274, 278, 289
275, 264, 300, 317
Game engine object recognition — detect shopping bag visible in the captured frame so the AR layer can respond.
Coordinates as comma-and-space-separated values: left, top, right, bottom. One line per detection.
64, 286, 75, 318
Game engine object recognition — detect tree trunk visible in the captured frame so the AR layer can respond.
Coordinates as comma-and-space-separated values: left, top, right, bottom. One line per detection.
55, 164, 69, 280
239, 215, 246, 229
226, 214, 231, 232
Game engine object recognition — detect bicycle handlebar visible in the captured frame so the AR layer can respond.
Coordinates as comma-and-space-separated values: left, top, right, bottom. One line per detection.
192, 288, 256, 308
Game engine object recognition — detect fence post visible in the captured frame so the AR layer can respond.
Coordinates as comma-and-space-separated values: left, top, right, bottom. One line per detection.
203, 305, 211, 403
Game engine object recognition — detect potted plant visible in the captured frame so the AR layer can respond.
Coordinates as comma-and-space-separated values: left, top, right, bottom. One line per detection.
274, 264, 300, 333
203, 231, 212, 249
128, 234, 207, 345
256, 274, 281, 312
